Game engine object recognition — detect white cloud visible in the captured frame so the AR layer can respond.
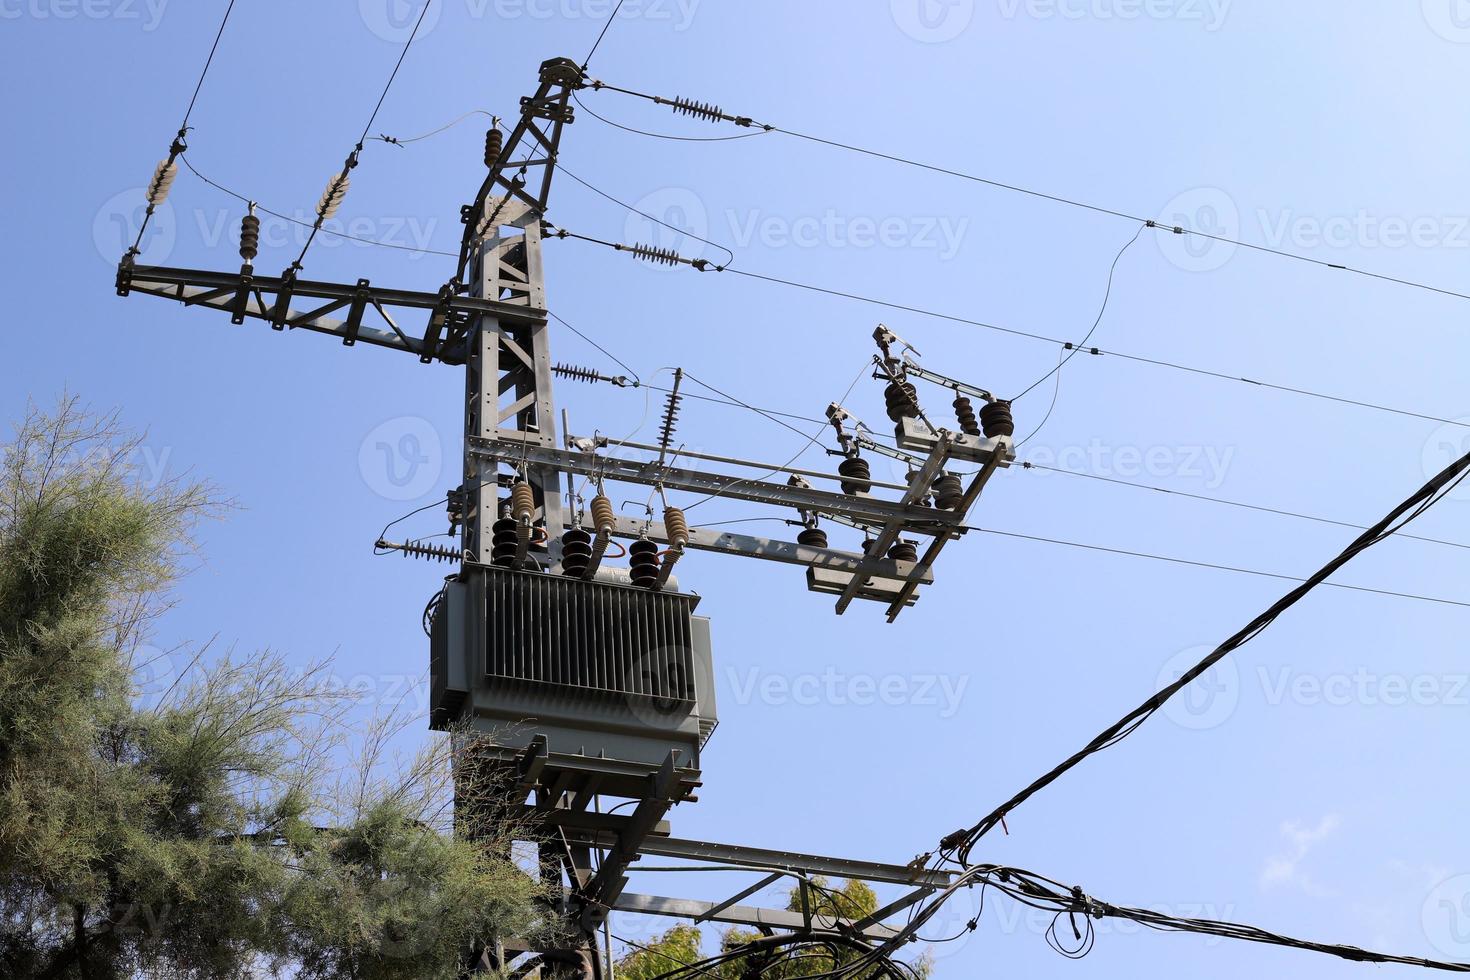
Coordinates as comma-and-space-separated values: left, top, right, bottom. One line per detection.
1260, 814, 1341, 896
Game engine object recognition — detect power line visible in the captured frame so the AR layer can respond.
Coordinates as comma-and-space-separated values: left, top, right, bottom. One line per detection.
1022, 460, 1470, 554
549, 294, 1470, 557
967, 525, 1470, 609
124, 0, 239, 263
180, 0, 237, 130
552, 227, 1469, 432
582, 0, 629, 70
585, 81, 1470, 308
946, 444, 1470, 861
292, 0, 434, 272
1013, 222, 1146, 448
558, 162, 737, 267
176, 153, 459, 256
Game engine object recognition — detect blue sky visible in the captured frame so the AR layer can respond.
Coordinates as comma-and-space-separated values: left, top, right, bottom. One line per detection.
4, 1, 1470, 975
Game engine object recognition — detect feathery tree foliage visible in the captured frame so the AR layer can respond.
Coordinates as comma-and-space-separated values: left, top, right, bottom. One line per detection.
0, 400, 549, 979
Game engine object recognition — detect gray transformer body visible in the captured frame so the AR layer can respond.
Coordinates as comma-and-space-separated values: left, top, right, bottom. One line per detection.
430, 562, 717, 801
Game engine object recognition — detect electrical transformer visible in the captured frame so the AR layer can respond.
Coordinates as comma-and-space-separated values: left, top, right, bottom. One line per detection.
429, 562, 717, 801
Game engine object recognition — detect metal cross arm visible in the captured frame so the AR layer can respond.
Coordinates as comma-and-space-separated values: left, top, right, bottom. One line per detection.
117, 263, 546, 363
468, 438, 964, 530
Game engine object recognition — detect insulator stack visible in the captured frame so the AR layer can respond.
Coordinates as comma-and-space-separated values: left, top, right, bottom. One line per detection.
980, 399, 1016, 438
590, 494, 615, 534
932, 474, 965, 511
669, 96, 726, 122
379, 538, 462, 563
658, 391, 682, 452
629, 539, 660, 589
953, 395, 981, 436
838, 456, 872, 496
511, 481, 536, 524
885, 381, 922, 423
484, 127, 503, 168
888, 540, 919, 563
490, 517, 520, 567
797, 526, 828, 549
663, 506, 689, 549
239, 214, 260, 263
316, 173, 351, 221
628, 242, 681, 266
553, 362, 601, 384
146, 159, 178, 206
561, 527, 592, 577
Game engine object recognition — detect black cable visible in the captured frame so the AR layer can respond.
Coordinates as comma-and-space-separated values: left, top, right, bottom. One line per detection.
582, 0, 628, 71
948, 445, 1470, 861
293, 0, 434, 271
587, 81, 1470, 308
1023, 460, 1470, 553
679, 361, 869, 513
177, 153, 459, 256
959, 865, 1470, 973
372, 108, 494, 146
550, 311, 642, 385
181, 0, 237, 130
125, 0, 238, 262
1014, 223, 1146, 403
553, 228, 1469, 433
966, 525, 1470, 609
1012, 223, 1145, 449
557, 162, 736, 267
356, 2, 433, 147
683, 371, 815, 443
574, 91, 772, 142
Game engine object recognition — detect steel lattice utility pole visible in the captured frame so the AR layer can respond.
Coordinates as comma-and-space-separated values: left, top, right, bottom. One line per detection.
117, 54, 1012, 980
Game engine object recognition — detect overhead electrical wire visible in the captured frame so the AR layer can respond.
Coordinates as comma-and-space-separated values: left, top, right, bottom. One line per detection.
944, 443, 1470, 863
124, 0, 238, 264
550, 302, 1470, 557
582, 0, 629, 71
583, 80, 1470, 308
176, 153, 459, 256
963, 525, 1470, 608
290, 0, 434, 273
551, 224, 1470, 432
557, 162, 737, 267
371, 107, 495, 146
1013, 222, 1146, 447
1023, 460, 1470, 553
573, 91, 771, 142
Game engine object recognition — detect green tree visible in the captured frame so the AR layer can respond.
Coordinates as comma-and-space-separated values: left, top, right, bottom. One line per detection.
0, 400, 548, 979
615, 878, 932, 979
